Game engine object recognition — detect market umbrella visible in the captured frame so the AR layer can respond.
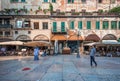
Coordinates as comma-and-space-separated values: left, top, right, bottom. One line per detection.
24, 41, 52, 47
0, 41, 24, 45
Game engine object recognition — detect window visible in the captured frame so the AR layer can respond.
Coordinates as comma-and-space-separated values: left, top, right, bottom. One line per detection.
0, 19, 2, 24
68, 0, 74, 3
52, 0, 56, 3
16, 20, 23, 28
61, 22, 65, 32
81, 0, 86, 3
70, 21, 74, 29
42, 22, 48, 29
87, 21, 91, 29
5, 31, 10, 36
119, 21, 120, 29
111, 0, 115, 4
4, 19, 10, 24
21, 0, 25, 2
0, 31, 3, 36
103, 21, 109, 29
34, 22, 39, 29
98, 0, 102, 3
78, 21, 82, 29
111, 21, 117, 29
28, 31, 31, 34
15, 31, 18, 34
53, 22, 57, 32
24, 21, 30, 27
96, 21, 100, 29
44, 0, 48, 2
10, 0, 19, 3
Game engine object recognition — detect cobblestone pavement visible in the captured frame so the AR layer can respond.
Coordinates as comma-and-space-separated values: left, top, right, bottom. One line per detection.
0, 55, 120, 81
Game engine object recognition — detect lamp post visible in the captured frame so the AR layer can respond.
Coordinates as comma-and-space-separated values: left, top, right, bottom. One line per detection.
76, 29, 80, 58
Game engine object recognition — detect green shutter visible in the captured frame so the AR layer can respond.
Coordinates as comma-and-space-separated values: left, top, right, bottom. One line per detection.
87, 21, 91, 29
70, 21, 74, 29
78, 21, 82, 29
44, 0, 48, 2
21, 0, 25, 2
72, 0, 74, 3
96, 21, 100, 29
53, 22, 57, 32
61, 22, 65, 32
103, 21, 109, 29
119, 21, 120, 29
111, 21, 117, 29
11, 0, 19, 2
52, 0, 56, 3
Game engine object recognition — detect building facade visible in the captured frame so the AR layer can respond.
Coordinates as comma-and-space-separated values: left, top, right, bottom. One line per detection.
0, 0, 120, 53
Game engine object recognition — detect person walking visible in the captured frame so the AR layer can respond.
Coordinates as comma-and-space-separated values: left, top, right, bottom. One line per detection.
34, 46, 39, 61
90, 45, 97, 67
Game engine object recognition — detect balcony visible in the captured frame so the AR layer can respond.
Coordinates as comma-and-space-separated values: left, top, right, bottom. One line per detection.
0, 24, 13, 28
51, 11, 120, 17
52, 27, 67, 34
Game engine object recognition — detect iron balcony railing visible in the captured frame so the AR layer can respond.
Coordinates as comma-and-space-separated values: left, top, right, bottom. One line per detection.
0, 24, 13, 28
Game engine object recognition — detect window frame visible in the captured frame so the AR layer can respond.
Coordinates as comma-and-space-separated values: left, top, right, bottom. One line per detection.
42, 22, 48, 29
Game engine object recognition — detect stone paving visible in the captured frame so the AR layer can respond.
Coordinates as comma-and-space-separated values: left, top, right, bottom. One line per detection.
0, 55, 120, 81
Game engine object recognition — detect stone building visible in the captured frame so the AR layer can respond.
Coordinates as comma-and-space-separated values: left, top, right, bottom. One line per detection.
0, 0, 120, 54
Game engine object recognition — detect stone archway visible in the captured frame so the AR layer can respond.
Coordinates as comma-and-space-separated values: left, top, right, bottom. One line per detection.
102, 34, 117, 40
85, 34, 100, 42
16, 35, 31, 41
33, 34, 49, 41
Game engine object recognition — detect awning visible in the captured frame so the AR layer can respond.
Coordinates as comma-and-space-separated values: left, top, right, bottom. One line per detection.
68, 35, 83, 41
0, 41, 24, 45
24, 41, 52, 47
51, 35, 67, 41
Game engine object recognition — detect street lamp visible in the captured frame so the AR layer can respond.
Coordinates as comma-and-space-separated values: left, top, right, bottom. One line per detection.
76, 29, 80, 58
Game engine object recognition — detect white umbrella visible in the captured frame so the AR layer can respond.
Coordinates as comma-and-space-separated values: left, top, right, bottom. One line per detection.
54, 40, 58, 54
0, 41, 24, 45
